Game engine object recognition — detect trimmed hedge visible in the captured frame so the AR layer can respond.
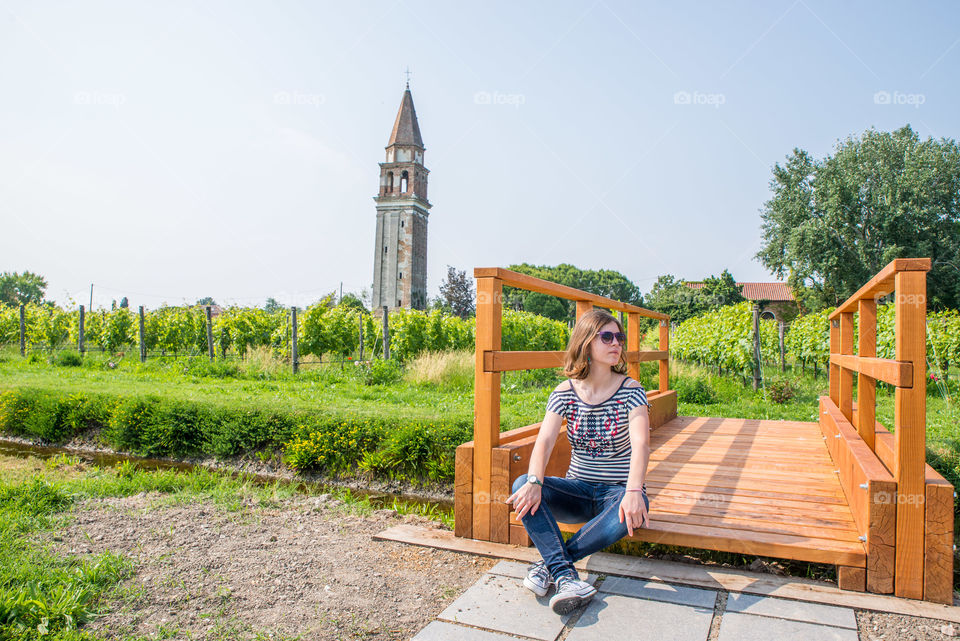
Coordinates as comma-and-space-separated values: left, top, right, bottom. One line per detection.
0, 387, 470, 484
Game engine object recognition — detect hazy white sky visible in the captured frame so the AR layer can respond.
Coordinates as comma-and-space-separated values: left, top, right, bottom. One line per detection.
2, 1, 957, 310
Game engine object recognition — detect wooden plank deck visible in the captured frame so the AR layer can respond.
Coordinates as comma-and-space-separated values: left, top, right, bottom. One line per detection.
545, 415, 867, 568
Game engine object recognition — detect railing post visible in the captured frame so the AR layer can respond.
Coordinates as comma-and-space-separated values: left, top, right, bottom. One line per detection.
627, 312, 641, 382
857, 299, 877, 450
829, 319, 840, 405
839, 312, 854, 422
893, 270, 927, 599
473, 277, 502, 542
575, 300, 592, 320
659, 319, 669, 394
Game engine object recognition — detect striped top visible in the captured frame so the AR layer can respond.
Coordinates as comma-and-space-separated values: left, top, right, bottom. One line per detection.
546, 377, 649, 485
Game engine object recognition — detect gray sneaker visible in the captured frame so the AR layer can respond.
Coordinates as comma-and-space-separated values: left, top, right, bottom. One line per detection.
522, 560, 553, 597
549, 575, 597, 614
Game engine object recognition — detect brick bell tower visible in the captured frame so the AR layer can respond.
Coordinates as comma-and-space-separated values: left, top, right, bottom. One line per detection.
372, 81, 431, 312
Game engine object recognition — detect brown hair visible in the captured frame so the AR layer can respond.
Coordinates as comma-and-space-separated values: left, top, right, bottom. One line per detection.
562, 309, 627, 379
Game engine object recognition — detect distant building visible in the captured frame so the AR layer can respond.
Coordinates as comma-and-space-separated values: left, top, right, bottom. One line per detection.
372, 82, 431, 313
684, 281, 797, 322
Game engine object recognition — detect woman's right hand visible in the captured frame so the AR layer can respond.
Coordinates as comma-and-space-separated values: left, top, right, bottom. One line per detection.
506, 481, 542, 519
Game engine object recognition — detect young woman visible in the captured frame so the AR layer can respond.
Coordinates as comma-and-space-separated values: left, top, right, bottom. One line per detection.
505, 309, 651, 615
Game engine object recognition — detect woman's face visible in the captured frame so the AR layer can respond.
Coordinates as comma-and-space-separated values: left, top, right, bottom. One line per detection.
588, 320, 624, 369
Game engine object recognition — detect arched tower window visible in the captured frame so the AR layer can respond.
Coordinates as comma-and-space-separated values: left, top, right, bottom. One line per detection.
400, 170, 409, 193
386, 172, 394, 194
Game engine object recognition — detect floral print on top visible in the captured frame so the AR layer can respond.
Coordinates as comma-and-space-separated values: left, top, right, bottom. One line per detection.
545, 377, 649, 484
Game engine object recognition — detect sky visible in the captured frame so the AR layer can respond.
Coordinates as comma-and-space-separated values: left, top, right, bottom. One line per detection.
1, 1, 958, 311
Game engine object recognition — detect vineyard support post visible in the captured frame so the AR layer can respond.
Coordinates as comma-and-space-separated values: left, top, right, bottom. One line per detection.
138, 306, 146, 363
205, 306, 214, 361
19, 304, 25, 357
751, 304, 761, 391
778, 320, 785, 372
382, 306, 390, 360
291, 307, 299, 375
358, 315, 364, 361
79, 305, 86, 355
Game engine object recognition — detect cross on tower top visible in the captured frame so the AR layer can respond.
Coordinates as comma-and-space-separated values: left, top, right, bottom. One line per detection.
404, 67, 411, 89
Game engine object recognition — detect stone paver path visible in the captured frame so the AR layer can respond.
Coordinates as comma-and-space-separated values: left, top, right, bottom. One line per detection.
412, 561, 861, 641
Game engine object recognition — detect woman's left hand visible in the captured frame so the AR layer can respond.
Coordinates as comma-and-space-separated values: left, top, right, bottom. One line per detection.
618, 491, 648, 536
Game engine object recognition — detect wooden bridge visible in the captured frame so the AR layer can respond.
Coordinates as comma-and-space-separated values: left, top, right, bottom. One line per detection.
454, 259, 954, 604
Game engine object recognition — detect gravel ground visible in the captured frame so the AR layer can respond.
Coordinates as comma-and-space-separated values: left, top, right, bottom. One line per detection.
57, 493, 496, 640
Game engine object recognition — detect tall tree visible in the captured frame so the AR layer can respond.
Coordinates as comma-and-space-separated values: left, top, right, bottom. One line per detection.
757, 125, 960, 310
0, 271, 47, 306
438, 266, 475, 318
504, 263, 643, 321
644, 270, 743, 323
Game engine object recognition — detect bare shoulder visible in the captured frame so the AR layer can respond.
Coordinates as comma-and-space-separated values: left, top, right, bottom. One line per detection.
553, 380, 573, 393
624, 377, 644, 388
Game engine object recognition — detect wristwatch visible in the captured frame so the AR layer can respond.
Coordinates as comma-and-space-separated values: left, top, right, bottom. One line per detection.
527, 475, 543, 487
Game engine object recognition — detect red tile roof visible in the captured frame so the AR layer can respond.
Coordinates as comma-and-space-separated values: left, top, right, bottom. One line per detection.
684, 282, 794, 302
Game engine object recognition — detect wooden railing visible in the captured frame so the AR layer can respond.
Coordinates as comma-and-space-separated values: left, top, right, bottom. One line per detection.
469, 267, 671, 542
825, 257, 952, 601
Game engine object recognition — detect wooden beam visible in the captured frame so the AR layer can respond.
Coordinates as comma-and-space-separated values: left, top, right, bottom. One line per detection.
627, 312, 641, 381
454, 445, 472, 538
659, 319, 670, 394
838, 566, 867, 592
839, 312, 854, 422
819, 397, 896, 593
474, 267, 668, 320
482, 349, 668, 372
829, 354, 913, 388
893, 270, 926, 599
473, 277, 502, 542
857, 298, 877, 451
829, 319, 840, 405
830, 258, 931, 318
576, 300, 593, 320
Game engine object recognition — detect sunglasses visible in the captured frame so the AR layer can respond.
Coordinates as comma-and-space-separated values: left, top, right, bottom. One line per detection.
595, 331, 626, 345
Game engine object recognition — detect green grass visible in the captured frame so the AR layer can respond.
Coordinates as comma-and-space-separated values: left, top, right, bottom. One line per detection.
0, 346, 556, 430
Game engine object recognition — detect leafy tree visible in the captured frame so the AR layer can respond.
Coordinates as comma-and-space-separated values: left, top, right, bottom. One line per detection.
338, 292, 368, 313
196, 296, 217, 306
757, 125, 960, 311
644, 270, 744, 323
700, 270, 745, 308
119, 296, 129, 308
503, 264, 643, 321
264, 297, 283, 313
0, 271, 47, 306
438, 266, 475, 319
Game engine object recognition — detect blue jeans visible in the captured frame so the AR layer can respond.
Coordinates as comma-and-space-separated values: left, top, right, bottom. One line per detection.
512, 474, 649, 582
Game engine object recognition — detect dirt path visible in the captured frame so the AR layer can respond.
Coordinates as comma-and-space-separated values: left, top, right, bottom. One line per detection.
58, 492, 496, 640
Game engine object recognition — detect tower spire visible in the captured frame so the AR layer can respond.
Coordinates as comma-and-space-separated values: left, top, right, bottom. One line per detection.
386, 83, 423, 149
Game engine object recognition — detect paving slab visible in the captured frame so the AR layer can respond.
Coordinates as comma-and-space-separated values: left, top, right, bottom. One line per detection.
718, 612, 858, 641
726, 593, 857, 629
566, 594, 714, 641
599, 575, 717, 609
437, 573, 591, 641
412, 621, 525, 641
